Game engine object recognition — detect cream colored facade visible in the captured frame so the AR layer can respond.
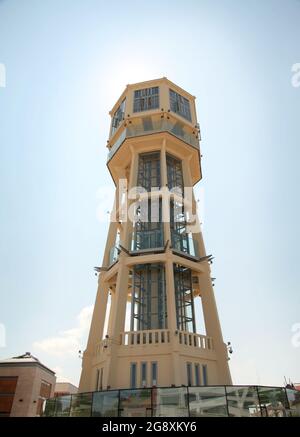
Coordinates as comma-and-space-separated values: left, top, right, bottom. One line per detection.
79, 78, 232, 392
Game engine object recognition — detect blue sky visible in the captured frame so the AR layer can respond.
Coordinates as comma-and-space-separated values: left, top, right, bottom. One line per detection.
0, 0, 299, 386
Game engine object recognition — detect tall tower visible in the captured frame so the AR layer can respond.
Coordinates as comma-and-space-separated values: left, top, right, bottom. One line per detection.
79, 78, 231, 392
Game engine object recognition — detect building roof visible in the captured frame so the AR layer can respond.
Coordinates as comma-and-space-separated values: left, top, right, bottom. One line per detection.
109, 76, 196, 116
55, 381, 78, 394
0, 352, 55, 375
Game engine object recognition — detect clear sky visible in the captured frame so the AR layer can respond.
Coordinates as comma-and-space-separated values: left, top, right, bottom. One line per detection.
0, 0, 299, 387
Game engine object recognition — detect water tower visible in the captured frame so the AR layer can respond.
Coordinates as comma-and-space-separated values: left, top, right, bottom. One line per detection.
79, 78, 232, 392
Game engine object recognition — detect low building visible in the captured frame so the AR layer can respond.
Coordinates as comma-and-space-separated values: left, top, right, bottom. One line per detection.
0, 352, 56, 417
54, 382, 78, 397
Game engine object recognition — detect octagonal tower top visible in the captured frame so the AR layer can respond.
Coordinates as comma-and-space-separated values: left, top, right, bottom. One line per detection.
106, 77, 202, 185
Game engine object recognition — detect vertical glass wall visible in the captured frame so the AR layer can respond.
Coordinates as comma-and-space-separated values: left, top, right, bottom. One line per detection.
55, 395, 71, 417
120, 389, 152, 417
92, 391, 119, 417
286, 388, 300, 417
170, 200, 198, 257
131, 264, 167, 331
69, 393, 93, 417
132, 198, 163, 251
43, 398, 56, 417
226, 386, 261, 417
167, 154, 183, 193
173, 264, 196, 333
137, 152, 161, 192
152, 387, 189, 417
188, 387, 228, 417
258, 386, 289, 417
44, 386, 297, 417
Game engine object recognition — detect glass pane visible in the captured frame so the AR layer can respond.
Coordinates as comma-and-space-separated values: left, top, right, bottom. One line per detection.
169, 89, 191, 121
92, 391, 119, 417
286, 388, 300, 417
120, 389, 152, 417
153, 387, 189, 417
137, 152, 161, 192
55, 395, 71, 417
70, 393, 92, 417
133, 87, 159, 112
188, 386, 228, 417
226, 386, 261, 417
173, 264, 196, 333
43, 398, 56, 416
131, 264, 167, 331
258, 386, 289, 417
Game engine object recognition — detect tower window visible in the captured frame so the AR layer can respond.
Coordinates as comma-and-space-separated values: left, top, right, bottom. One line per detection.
130, 363, 137, 389
99, 368, 103, 391
141, 362, 147, 387
151, 362, 158, 386
202, 365, 208, 386
111, 98, 125, 136
194, 364, 200, 386
169, 89, 192, 121
133, 87, 159, 112
186, 362, 192, 386
95, 369, 100, 391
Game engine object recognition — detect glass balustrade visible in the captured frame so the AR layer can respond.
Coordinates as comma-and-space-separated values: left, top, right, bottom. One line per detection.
43, 385, 297, 417
107, 117, 199, 162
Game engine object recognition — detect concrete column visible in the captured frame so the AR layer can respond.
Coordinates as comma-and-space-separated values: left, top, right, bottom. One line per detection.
103, 254, 130, 388
161, 138, 171, 244
165, 256, 181, 386
182, 156, 206, 258
121, 146, 138, 250
102, 190, 119, 267
79, 274, 109, 392
198, 267, 232, 385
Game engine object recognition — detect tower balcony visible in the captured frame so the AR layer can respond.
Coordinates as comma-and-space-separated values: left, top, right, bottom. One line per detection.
107, 113, 200, 163
95, 330, 214, 358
